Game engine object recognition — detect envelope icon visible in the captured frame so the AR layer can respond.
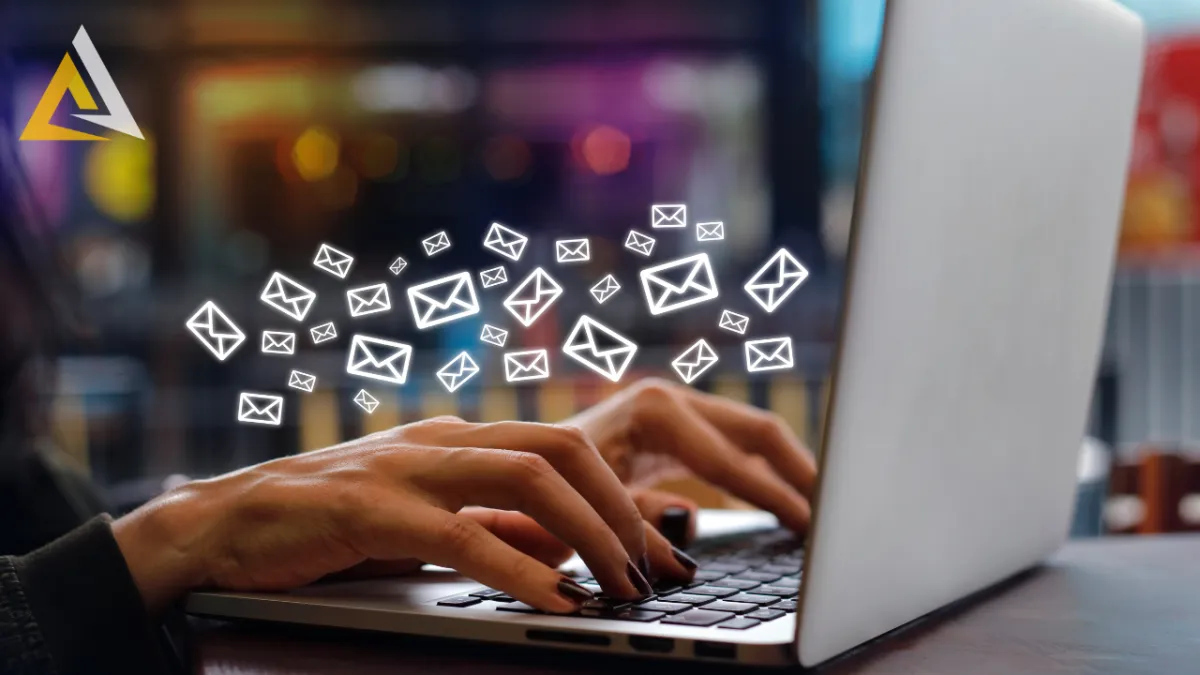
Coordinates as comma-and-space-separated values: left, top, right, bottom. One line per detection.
237, 392, 284, 426
422, 230, 452, 257
639, 253, 719, 316
555, 238, 590, 264
480, 265, 508, 289
651, 204, 687, 229
718, 310, 750, 335
504, 349, 551, 383
482, 222, 528, 262
288, 370, 316, 393
346, 334, 413, 385
503, 267, 564, 328
186, 300, 245, 362
697, 221, 725, 242
346, 282, 392, 318
590, 274, 621, 304
562, 315, 638, 383
389, 256, 408, 276
624, 230, 656, 257
480, 324, 509, 348
312, 243, 355, 279
260, 272, 317, 322
671, 338, 719, 384
261, 330, 297, 356
406, 271, 480, 329
744, 337, 794, 373
353, 389, 380, 414
436, 351, 481, 393
744, 247, 809, 313
309, 321, 337, 344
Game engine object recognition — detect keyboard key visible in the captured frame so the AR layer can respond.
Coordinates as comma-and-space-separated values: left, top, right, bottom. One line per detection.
753, 585, 797, 597
659, 593, 717, 606
685, 585, 739, 598
580, 584, 603, 595
491, 595, 517, 603
702, 562, 749, 574
701, 600, 759, 614
652, 585, 683, 596
709, 578, 762, 591
775, 599, 797, 612
724, 593, 780, 606
734, 571, 782, 583
719, 617, 762, 630
612, 609, 666, 623
758, 563, 800, 575
437, 595, 482, 607
468, 588, 505, 599
661, 609, 736, 627
636, 600, 691, 614
771, 578, 801, 590
746, 608, 786, 622
497, 602, 543, 614
579, 598, 634, 616
693, 570, 727, 582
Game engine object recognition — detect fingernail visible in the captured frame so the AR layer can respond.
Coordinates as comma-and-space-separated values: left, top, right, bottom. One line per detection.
557, 577, 595, 604
626, 560, 654, 597
671, 546, 698, 570
660, 507, 691, 548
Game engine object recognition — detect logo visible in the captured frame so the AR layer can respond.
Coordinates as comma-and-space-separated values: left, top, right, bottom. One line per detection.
20, 27, 144, 141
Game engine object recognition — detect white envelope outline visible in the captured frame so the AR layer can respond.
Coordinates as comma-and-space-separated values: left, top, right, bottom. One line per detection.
504, 349, 550, 383
346, 334, 413, 385
436, 351, 481, 393
624, 230, 656, 257
744, 248, 809, 313
744, 337, 794, 373
237, 392, 284, 426
590, 274, 621, 304
562, 315, 638, 383
288, 370, 316, 392
639, 253, 720, 316
480, 266, 508, 288
671, 339, 719, 384
718, 310, 750, 335
480, 324, 509, 347
389, 256, 408, 276
697, 222, 725, 242
353, 389, 379, 414
406, 271, 481, 329
309, 321, 337, 344
312, 243, 355, 279
422, 231, 452, 257
186, 300, 246, 362
261, 330, 296, 355
503, 268, 564, 328
346, 282, 392, 318
651, 204, 687, 229
260, 272, 317, 322
555, 238, 590, 264
482, 222, 528, 261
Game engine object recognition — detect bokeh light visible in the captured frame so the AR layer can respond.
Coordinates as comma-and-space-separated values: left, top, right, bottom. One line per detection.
292, 125, 340, 182
482, 133, 532, 181
84, 133, 155, 223
579, 125, 631, 175
316, 165, 359, 210
356, 132, 400, 179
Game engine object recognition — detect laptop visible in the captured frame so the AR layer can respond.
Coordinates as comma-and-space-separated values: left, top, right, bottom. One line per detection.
186, 0, 1146, 667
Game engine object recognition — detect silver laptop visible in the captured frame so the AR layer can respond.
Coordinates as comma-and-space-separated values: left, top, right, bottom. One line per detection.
186, 0, 1145, 667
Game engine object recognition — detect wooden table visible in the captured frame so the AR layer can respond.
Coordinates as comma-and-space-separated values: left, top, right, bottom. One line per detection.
192, 535, 1200, 674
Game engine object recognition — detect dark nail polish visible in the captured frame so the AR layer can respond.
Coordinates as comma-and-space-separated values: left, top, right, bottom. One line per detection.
626, 560, 654, 597
557, 577, 595, 604
660, 507, 691, 548
671, 546, 699, 570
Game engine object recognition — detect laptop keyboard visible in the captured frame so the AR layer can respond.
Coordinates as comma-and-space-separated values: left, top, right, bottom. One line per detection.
434, 529, 802, 631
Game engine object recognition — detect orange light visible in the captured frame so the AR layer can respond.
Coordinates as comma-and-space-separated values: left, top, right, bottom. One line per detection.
357, 133, 400, 180
292, 125, 340, 182
317, 165, 358, 210
580, 125, 631, 176
483, 133, 532, 181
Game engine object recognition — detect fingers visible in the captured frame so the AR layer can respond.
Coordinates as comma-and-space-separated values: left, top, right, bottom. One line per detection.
458, 507, 574, 568
629, 488, 698, 545
413, 447, 650, 600
642, 520, 696, 584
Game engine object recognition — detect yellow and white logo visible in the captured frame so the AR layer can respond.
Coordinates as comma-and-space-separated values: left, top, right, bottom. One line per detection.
20, 27, 143, 141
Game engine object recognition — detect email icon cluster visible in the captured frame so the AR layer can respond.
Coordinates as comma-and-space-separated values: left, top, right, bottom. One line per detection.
482, 222, 528, 261
261, 330, 296, 356
744, 247, 809, 314
353, 389, 380, 414
346, 282, 392, 318
504, 267, 563, 328
651, 204, 687, 229
436, 351, 480, 393
562, 315, 638, 383
480, 324, 509, 348
186, 300, 245, 362
744, 336, 794, 373
590, 274, 621, 304
696, 221, 724, 242
624, 230, 656, 257
288, 370, 317, 392
237, 392, 284, 426
309, 321, 337, 344
407, 271, 480, 330
672, 338, 719, 384
422, 230, 452, 257
480, 265, 508, 289
260, 272, 316, 322
639, 253, 719, 316
346, 334, 413, 385
313, 243, 355, 279
504, 349, 550, 383
555, 238, 590, 264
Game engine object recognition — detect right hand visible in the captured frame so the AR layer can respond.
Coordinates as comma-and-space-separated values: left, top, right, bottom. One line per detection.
112, 417, 695, 616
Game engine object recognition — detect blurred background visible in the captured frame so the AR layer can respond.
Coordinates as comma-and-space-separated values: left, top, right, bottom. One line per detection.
2, 0, 1199, 536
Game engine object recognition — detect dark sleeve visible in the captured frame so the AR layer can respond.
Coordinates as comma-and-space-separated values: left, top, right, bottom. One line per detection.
0, 515, 170, 674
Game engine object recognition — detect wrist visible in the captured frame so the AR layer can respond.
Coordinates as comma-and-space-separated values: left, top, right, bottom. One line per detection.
112, 486, 213, 615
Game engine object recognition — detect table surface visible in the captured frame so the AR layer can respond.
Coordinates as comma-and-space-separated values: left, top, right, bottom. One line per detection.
192, 535, 1200, 674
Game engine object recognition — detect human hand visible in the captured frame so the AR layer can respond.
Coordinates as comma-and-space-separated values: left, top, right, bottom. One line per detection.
565, 378, 817, 534
111, 418, 695, 615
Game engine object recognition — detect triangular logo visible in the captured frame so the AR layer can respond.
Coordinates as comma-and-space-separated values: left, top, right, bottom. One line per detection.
20, 27, 144, 142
